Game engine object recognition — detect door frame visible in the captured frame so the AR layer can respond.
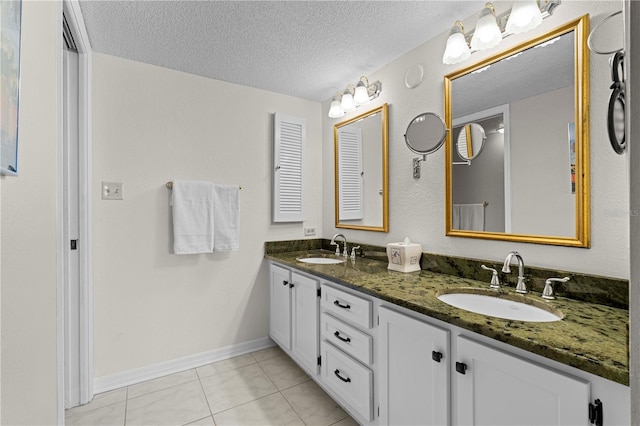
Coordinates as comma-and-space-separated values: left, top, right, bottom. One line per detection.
58, 0, 93, 421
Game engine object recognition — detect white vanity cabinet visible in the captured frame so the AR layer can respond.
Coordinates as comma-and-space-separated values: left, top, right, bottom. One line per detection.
377, 306, 450, 426
319, 283, 375, 423
454, 336, 590, 426
268, 262, 629, 426
268, 263, 320, 375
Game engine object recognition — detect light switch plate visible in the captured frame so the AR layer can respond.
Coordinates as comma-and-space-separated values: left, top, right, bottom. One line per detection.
102, 182, 123, 200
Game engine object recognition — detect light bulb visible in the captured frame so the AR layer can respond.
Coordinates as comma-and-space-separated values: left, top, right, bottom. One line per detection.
470, 3, 502, 51
354, 80, 370, 105
340, 87, 356, 112
506, 0, 543, 34
443, 21, 471, 64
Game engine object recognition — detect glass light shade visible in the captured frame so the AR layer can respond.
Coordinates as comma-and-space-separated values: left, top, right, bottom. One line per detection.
443, 23, 471, 64
470, 4, 502, 51
340, 89, 356, 112
354, 81, 370, 105
506, 0, 543, 34
328, 98, 345, 118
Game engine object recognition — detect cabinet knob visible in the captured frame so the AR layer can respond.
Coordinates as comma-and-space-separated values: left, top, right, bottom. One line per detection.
289, 283, 294, 288
334, 369, 351, 383
432, 351, 443, 363
282, 280, 289, 286
455, 362, 468, 375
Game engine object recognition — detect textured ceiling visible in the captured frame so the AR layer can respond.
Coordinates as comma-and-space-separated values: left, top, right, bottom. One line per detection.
78, 1, 485, 102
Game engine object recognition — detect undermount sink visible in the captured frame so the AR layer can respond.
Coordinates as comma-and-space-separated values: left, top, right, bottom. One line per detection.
437, 288, 563, 323
296, 254, 346, 265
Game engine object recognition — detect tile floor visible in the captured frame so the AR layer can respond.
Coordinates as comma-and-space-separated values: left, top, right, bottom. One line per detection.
65, 346, 357, 426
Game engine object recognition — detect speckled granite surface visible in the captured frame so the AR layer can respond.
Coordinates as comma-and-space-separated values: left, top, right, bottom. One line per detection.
265, 247, 629, 386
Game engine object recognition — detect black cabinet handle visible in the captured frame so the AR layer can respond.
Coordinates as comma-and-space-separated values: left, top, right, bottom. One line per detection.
432, 351, 443, 363
289, 283, 294, 288
333, 300, 351, 309
334, 331, 351, 343
282, 280, 289, 286
334, 369, 351, 383
456, 362, 468, 375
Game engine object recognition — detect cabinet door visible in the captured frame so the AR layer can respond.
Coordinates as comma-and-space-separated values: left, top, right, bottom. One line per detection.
269, 264, 291, 350
291, 272, 320, 374
455, 336, 589, 426
273, 113, 305, 222
378, 306, 450, 426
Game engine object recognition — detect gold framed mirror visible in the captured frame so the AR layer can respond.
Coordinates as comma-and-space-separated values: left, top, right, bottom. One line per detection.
334, 103, 389, 232
444, 15, 590, 247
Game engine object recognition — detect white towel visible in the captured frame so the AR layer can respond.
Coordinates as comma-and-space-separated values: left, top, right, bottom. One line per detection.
171, 180, 214, 254
454, 203, 485, 231
452, 204, 461, 229
213, 184, 240, 251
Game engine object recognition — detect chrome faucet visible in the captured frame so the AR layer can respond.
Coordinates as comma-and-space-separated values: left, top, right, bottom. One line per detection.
330, 233, 348, 257
502, 251, 527, 294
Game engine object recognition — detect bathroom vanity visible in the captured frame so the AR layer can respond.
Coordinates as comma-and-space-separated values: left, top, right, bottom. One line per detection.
265, 247, 629, 426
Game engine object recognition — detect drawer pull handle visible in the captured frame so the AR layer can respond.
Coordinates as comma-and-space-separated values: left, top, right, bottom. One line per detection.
432, 351, 443, 363
456, 362, 468, 375
333, 300, 351, 309
334, 331, 351, 343
334, 369, 351, 383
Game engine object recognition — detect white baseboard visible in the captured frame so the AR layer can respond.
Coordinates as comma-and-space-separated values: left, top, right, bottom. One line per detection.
93, 337, 275, 394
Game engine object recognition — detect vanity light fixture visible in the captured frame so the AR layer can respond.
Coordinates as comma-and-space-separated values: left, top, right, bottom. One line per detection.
442, 0, 560, 65
506, 0, 543, 34
443, 21, 471, 65
354, 76, 372, 105
340, 85, 356, 112
470, 3, 502, 51
328, 92, 345, 119
327, 76, 382, 118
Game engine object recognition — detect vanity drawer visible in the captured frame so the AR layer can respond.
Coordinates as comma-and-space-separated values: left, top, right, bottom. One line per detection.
321, 284, 372, 329
321, 341, 373, 422
321, 313, 373, 366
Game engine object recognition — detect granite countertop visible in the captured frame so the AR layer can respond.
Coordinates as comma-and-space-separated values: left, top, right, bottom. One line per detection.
265, 249, 629, 386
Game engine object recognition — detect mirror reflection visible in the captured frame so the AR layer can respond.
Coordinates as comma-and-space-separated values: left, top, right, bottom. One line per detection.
445, 16, 590, 247
456, 123, 487, 161
334, 104, 389, 232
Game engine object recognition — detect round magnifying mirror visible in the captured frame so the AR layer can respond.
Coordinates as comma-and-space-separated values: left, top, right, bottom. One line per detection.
404, 112, 448, 156
456, 123, 487, 161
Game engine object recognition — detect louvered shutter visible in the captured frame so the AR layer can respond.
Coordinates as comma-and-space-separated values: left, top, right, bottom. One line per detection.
338, 127, 364, 220
273, 113, 305, 222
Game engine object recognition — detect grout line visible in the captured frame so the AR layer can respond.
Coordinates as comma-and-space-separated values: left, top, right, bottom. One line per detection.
126, 377, 201, 401
198, 374, 215, 419
279, 389, 308, 426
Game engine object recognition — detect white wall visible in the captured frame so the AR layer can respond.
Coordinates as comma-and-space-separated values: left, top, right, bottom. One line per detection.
323, 0, 629, 279
0, 2, 59, 424
91, 53, 322, 377
510, 86, 575, 236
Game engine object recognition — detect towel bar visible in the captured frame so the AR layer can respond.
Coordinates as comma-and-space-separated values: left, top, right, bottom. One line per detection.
166, 181, 242, 190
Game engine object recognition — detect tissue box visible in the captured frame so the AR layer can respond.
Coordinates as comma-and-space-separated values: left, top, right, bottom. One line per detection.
386, 238, 422, 273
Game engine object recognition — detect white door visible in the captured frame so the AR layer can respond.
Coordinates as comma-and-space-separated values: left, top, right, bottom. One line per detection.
269, 264, 292, 349
378, 306, 450, 426
291, 272, 319, 374
63, 47, 81, 408
455, 336, 590, 426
